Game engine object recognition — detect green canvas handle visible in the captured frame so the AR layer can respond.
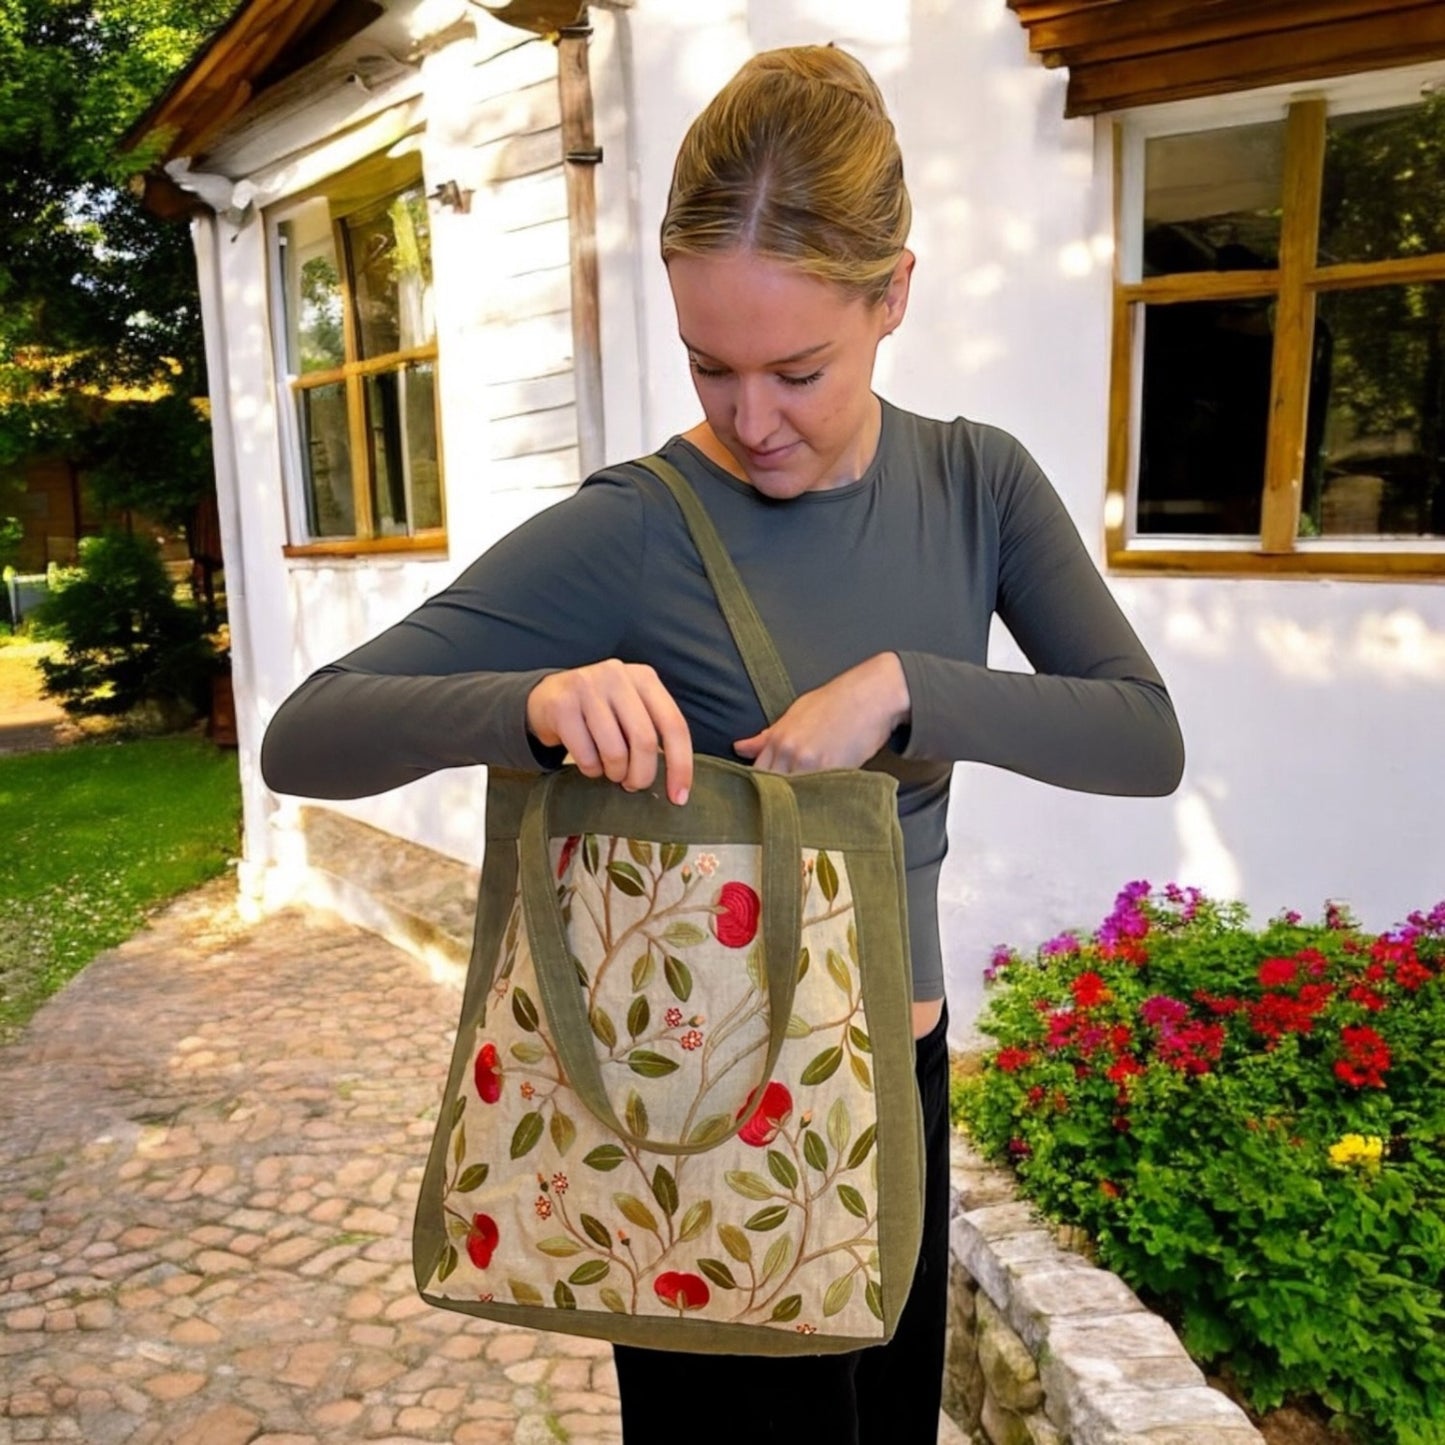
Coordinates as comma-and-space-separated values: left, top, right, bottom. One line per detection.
518, 759, 804, 1156
634, 454, 796, 727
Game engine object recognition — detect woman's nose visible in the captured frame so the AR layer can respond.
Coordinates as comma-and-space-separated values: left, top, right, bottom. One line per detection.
733, 377, 779, 448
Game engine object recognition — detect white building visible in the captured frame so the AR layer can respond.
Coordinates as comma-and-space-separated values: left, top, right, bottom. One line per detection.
130, 0, 1445, 1039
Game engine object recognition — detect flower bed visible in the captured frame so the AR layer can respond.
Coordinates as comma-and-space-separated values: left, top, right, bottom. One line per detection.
958, 884, 1445, 1445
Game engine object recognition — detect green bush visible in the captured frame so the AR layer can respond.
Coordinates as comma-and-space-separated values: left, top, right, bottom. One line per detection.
960, 884, 1445, 1444
36, 530, 218, 721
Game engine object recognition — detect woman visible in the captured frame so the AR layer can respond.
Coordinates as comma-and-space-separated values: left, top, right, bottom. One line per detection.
262, 44, 1183, 1444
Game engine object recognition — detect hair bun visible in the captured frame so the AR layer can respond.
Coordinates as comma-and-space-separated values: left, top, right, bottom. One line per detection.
746, 44, 887, 116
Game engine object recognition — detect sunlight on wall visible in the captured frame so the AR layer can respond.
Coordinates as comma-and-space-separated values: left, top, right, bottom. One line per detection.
790, 0, 908, 44
1164, 600, 1236, 658
1254, 616, 1335, 684
1354, 609, 1445, 682
1174, 788, 1243, 898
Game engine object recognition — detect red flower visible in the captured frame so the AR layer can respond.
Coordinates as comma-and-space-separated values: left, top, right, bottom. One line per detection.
1156, 1020, 1225, 1076
1007, 1136, 1032, 1160
1258, 957, 1298, 989
1026, 1085, 1046, 1107
1348, 984, 1387, 1012
1396, 958, 1432, 991
557, 834, 581, 879
1335, 1025, 1391, 1089
465, 1213, 499, 1269
654, 1272, 710, 1312
1071, 971, 1110, 1009
712, 882, 761, 948
737, 1081, 793, 1146
1106, 1054, 1145, 1087
474, 1042, 502, 1104
1099, 1179, 1121, 1199
994, 1047, 1033, 1073
680, 1029, 704, 1051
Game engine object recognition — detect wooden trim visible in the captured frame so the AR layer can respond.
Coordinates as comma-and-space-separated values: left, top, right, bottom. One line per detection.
291, 344, 440, 390
1310, 253, 1445, 291
1104, 121, 1132, 559
1259, 100, 1326, 553
1107, 545, 1445, 579
1122, 270, 1279, 304
283, 531, 449, 559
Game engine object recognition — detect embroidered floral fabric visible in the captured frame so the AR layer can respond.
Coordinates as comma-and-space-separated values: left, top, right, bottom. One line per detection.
422, 834, 887, 1340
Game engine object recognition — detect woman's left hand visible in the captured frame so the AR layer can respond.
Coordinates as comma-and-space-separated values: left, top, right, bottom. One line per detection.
734, 652, 911, 774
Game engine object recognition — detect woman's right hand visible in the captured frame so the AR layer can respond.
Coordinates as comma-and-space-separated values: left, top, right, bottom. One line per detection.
526, 661, 694, 805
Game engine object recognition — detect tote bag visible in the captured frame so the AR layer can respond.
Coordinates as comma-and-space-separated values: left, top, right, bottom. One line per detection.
412, 455, 924, 1354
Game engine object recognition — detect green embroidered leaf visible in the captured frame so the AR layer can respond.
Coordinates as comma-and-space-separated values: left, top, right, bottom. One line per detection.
770, 1294, 802, 1323
510, 1279, 544, 1306
718, 1223, 752, 1263
453, 1124, 466, 1166
816, 851, 839, 902
865, 1277, 884, 1321
849, 1052, 873, 1092
456, 1163, 490, 1193
550, 1111, 577, 1157
631, 953, 655, 991
536, 1236, 583, 1257
660, 841, 688, 872
801, 1046, 843, 1086
583, 835, 599, 873
554, 1280, 578, 1310
512, 987, 540, 1033
761, 1234, 792, 1284
651, 1165, 679, 1218
510, 1111, 545, 1160
697, 1258, 737, 1290
569, 1259, 611, 1287
583, 1144, 626, 1172
826, 949, 852, 996
627, 1050, 679, 1079
688, 1114, 732, 1147
663, 921, 708, 948
663, 955, 693, 1002
572, 954, 590, 988
624, 1090, 649, 1140
849, 1025, 872, 1054
745, 1204, 790, 1231
435, 1243, 458, 1283
827, 1097, 851, 1154
607, 861, 647, 897
846, 1124, 878, 1171
745, 945, 764, 995
627, 995, 651, 1040
580, 1213, 613, 1250
510, 1040, 545, 1064
600, 1287, 629, 1314
724, 1170, 775, 1201
451, 1096, 466, 1128
846, 920, 859, 965
796, 947, 810, 981
802, 1130, 829, 1172
785, 1013, 811, 1039
590, 1007, 618, 1050
614, 1194, 660, 1234
767, 1150, 799, 1192
627, 838, 654, 867
446, 1216, 470, 1242
838, 1184, 868, 1219
678, 1200, 712, 1242
823, 1272, 855, 1317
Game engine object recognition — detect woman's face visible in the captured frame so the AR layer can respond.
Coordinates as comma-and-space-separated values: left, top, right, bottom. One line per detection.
667, 248, 912, 499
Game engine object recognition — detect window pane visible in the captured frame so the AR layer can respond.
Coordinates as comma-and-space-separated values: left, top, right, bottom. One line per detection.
364, 362, 441, 535
1144, 123, 1285, 276
1319, 97, 1445, 266
280, 206, 345, 374
298, 382, 355, 537
1303, 283, 1445, 539
1137, 299, 1274, 535
347, 185, 435, 360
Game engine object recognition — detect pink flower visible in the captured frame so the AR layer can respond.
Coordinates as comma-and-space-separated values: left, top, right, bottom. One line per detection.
474, 1042, 502, 1104
1139, 995, 1189, 1029
665, 1007, 684, 1028
551, 1173, 568, 1194
680, 1029, 704, 1051
534, 1195, 553, 1219
654, 1272, 710, 1312
737, 1081, 792, 1146
712, 882, 761, 948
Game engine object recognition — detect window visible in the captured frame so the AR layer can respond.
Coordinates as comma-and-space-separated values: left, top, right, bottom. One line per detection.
273, 154, 443, 553
1108, 70, 1445, 577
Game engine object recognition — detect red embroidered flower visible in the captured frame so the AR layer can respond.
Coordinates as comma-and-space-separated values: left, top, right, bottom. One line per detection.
474, 1042, 502, 1104
737, 1081, 793, 1146
465, 1213, 499, 1269
712, 881, 761, 948
680, 1029, 704, 1051
557, 834, 582, 879
552, 1172, 569, 1195
654, 1272, 710, 1312
665, 1007, 684, 1028
520, 1081, 535, 1100
1071, 971, 1110, 1009
534, 1195, 553, 1220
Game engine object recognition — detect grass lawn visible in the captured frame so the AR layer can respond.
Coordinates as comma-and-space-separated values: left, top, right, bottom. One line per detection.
0, 734, 241, 1039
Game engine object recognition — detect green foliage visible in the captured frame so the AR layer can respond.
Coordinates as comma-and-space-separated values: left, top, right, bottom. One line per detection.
36, 530, 218, 719
84, 393, 214, 533
0, 734, 239, 1038
961, 885, 1445, 1445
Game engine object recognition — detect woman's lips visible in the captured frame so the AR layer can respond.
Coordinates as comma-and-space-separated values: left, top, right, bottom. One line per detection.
743, 440, 799, 469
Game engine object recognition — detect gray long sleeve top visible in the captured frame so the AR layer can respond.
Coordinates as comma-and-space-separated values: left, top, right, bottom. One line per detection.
262, 400, 1185, 999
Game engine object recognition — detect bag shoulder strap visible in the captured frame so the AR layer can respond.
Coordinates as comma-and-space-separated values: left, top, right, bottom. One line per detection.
633, 452, 796, 726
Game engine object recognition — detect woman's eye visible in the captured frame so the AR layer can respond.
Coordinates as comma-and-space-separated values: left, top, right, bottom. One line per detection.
689, 359, 728, 379
780, 370, 824, 388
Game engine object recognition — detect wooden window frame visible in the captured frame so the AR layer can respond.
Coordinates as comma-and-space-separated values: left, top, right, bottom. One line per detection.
1107, 63, 1445, 580
269, 153, 447, 560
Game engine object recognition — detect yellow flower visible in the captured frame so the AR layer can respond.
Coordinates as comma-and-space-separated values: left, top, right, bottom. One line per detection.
1328, 1133, 1384, 1172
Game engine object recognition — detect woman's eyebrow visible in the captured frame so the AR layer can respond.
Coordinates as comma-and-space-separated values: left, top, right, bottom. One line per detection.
680, 337, 830, 367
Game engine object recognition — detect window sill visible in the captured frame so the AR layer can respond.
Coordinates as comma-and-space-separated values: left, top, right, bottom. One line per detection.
283, 533, 449, 560
1107, 545, 1445, 581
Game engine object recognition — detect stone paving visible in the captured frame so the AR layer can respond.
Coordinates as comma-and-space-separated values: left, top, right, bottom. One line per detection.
0, 880, 623, 1444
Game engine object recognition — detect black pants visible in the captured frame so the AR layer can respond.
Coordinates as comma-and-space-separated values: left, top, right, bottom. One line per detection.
613, 1008, 953, 1445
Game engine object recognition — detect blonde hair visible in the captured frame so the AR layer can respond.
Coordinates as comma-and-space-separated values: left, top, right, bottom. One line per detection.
660, 45, 911, 305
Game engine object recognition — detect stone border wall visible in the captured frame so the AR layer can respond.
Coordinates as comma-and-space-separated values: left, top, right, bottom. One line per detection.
943, 1137, 1265, 1445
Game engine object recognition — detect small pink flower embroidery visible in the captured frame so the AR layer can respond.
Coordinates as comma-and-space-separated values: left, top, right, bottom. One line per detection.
534, 1195, 553, 1220
695, 853, 719, 877
680, 1029, 703, 1051
474, 1043, 502, 1104
654, 1271, 710, 1312
795, 1322, 818, 1335
552, 1172, 569, 1195
712, 881, 761, 948
737, 1081, 793, 1147
520, 1081, 535, 1100
665, 1007, 684, 1028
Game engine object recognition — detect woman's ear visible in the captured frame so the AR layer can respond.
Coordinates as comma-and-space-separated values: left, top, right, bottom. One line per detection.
879, 250, 915, 337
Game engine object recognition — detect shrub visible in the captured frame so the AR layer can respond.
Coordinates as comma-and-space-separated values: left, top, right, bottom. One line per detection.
36, 530, 219, 722
960, 884, 1445, 1445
